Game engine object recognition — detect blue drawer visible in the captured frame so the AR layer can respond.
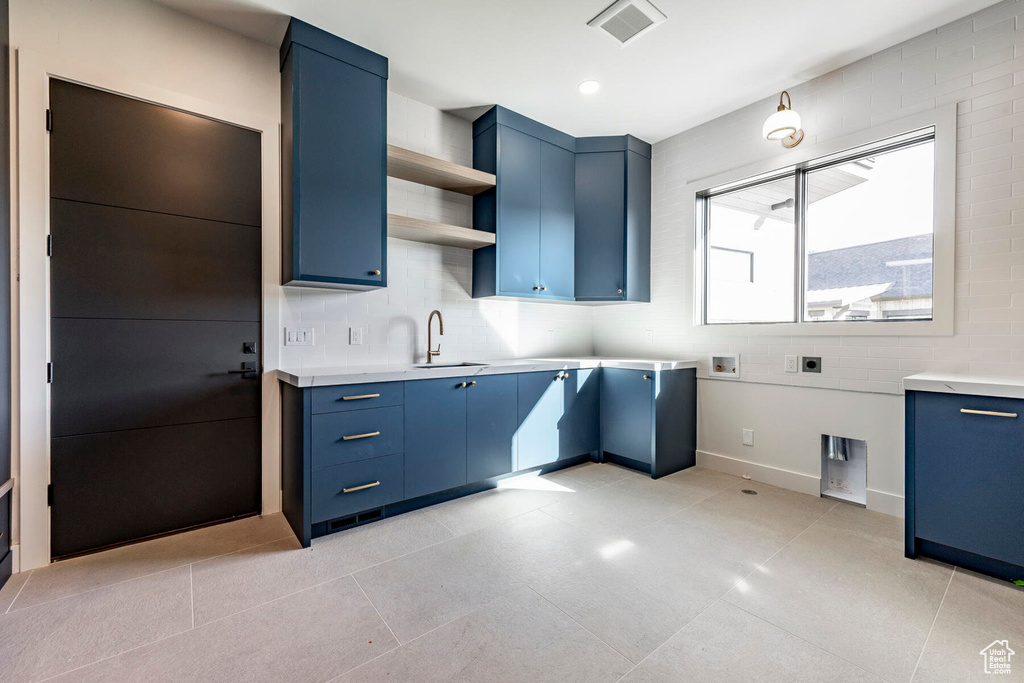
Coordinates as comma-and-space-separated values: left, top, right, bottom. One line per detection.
312, 381, 404, 414
311, 454, 404, 523
312, 406, 403, 468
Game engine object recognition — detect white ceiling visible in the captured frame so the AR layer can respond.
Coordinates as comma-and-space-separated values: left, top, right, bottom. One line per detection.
154, 0, 999, 142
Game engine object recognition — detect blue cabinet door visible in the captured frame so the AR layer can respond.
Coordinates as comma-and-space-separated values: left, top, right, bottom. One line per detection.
497, 126, 541, 296
560, 368, 600, 458
467, 374, 518, 482
601, 368, 654, 465
405, 377, 468, 499
282, 25, 387, 289
516, 371, 565, 470
914, 392, 1024, 566
575, 151, 625, 300
538, 142, 575, 300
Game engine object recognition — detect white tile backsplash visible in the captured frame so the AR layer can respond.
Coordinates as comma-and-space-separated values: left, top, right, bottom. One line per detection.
279, 91, 594, 369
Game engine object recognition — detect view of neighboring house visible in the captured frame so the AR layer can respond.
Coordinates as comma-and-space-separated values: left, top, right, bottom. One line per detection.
806, 234, 934, 321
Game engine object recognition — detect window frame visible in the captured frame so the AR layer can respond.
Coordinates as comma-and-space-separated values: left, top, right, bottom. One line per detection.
691, 105, 956, 336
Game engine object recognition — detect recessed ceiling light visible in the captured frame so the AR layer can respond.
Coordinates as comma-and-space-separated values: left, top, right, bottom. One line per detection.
578, 80, 600, 95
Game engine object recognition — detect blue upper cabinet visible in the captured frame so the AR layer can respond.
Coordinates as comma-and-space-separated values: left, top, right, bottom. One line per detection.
575, 137, 651, 302
472, 106, 576, 300
280, 19, 388, 290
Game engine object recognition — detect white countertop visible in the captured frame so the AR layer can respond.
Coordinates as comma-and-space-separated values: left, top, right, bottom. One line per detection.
903, 373, 1024, 400
275, 358, 700, 388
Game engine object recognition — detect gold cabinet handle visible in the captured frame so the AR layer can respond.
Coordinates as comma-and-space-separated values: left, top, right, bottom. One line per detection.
469, 381, 476, 386
617, 288, 623, 294
541, 286, 547, 291
342, 431, 380, 441
342, 481, 380, 493
342, 393, 380, 401
460, 381, 467, 388
533, 285, 541, 290
643, 374, 650, 380
371, 269, 381, 276
960, 408, 1017, 418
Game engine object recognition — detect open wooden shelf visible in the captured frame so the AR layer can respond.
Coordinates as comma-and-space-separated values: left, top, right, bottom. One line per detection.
387, 145, 495, 196
387, 214, 495, 250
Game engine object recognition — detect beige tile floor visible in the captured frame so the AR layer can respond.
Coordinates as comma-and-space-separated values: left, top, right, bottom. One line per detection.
0, 463, 1021, 682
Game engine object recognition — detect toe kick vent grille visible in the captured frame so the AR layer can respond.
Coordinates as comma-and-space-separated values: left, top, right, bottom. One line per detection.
588, 0, 666, 46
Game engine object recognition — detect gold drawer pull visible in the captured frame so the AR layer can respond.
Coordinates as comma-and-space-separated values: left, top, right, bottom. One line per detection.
342, 431, 380, 441
342, 393, 380, 401
343, 481, 380, 493
960, 408, 1017, 418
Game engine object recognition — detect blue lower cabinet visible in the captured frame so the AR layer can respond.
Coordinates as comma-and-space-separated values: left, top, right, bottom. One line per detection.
312, 381, 404, 414
405, 377, 468, 499
311, 454, 404, 523
909, 391, 1024, 571
516, 369, 598, 470
601, 368, 654, 465
466, 374, 518, 482
600, 368, 695, 478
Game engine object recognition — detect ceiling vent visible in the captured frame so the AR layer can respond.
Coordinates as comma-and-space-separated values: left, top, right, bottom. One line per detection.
588, 0, 667, 47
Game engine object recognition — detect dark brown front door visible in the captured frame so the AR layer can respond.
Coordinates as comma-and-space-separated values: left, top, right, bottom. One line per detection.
48, 79, 262, 559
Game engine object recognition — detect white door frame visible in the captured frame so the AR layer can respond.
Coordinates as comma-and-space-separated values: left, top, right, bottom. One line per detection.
13, 47, 282, 571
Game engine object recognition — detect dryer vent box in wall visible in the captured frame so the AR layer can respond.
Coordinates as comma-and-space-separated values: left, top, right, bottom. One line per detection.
588, 0, 667, 46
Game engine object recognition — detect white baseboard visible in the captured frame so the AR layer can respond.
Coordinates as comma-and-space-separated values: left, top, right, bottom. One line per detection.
697, 450, 821, 497
866, 488, 905, 518
10, 544, 19, 574
697, 450, 904, 518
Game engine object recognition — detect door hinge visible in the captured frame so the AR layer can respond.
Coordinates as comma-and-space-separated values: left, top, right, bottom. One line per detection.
46, 109, 52, 133
46, 234, 52, 257
47, 362, 53, 383
47, 484, 53, 507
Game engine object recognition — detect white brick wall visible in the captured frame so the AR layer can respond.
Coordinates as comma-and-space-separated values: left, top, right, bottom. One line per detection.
279, 91, 595, 369
594, 0, 1024, 395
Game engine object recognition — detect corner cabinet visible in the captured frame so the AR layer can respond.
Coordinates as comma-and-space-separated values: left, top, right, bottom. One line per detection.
575, 137, 651, 302
280, 18, 388, 290
906, 390, 1024, 580
472, 107, 576, 300
600, 368, 695, 477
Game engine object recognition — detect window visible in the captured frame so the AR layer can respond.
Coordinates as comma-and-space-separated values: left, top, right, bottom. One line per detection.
697, 128, 936, 326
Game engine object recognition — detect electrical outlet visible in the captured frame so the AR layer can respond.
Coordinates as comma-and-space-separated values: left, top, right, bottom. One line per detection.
742, 429, 754, 447
802, 356, 822, 373
284, 327, 313, 346
349, 327, 364, 346
645, 330, 654, 344
547, 330, 556, 344
784, 355, 798, 373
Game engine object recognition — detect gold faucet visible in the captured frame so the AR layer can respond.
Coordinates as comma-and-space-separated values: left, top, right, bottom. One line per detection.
427, 310, 444, 364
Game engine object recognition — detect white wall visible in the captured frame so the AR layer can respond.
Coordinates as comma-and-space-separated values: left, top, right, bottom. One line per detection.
280, 92, 594, 371
595, 0, 1024, 514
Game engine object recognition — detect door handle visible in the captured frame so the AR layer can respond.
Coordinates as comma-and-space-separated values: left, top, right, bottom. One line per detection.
228, 362, 259, 379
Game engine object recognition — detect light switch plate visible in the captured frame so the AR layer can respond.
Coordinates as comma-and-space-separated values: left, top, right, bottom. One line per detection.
742, 429, 754, 447
645, 330, 654, 344
284, 327, 313, 346
349, 327, 364, 346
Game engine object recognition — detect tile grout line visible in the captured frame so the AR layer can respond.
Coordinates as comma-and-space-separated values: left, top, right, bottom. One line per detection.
9, 530, 296, 615
611, 499, 842, 683
909, 567, 956, 683
524, 584, 637, 666
189, 564, 195, 630
323, 585, 525, 683
351, 573, 402, 646
5, 570, 33, 614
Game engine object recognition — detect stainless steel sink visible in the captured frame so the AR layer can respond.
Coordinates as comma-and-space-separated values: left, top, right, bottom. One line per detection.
411, 362, 489, 369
